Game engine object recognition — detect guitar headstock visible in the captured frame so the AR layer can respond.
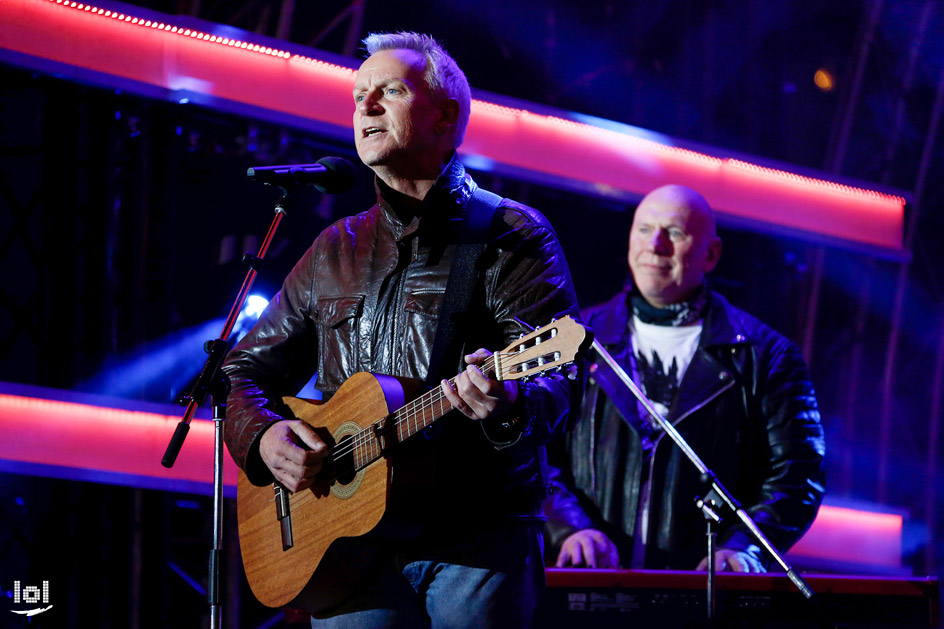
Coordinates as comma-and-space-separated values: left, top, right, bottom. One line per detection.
495, 315, 591, 382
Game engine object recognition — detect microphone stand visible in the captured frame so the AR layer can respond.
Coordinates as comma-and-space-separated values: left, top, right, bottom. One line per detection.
697, 494, 722, 620
589, 339, 815, 622
160, 186, 291, 629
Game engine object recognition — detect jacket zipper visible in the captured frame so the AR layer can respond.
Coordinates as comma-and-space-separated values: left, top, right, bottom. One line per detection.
637, 377, 736, 556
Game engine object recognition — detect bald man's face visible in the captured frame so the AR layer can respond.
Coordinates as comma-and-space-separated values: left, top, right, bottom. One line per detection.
628, 190, 721, 308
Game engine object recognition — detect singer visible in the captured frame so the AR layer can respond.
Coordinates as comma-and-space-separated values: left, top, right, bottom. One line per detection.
222, 32, 580, 628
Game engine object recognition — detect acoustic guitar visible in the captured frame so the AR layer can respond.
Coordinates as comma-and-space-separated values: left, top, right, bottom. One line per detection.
236, 315, 590, 611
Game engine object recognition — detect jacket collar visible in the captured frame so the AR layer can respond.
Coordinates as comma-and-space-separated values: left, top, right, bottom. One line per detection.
667, 291, 750, 422
374, 152, 473, 240
586, 289, 633, 346
699, 291, 749, 348
592, 286, 748, 349
589, 286, 750, 425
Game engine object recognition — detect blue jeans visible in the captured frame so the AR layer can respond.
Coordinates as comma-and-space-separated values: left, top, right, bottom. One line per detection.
310, 521, 545, 628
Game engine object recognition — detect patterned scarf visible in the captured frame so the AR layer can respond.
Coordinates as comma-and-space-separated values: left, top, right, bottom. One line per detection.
630, 281, 709, 327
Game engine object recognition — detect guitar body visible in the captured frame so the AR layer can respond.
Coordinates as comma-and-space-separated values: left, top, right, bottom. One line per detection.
236, 372, 420, 612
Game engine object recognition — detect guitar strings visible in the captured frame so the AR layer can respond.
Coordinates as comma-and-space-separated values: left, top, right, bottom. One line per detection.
323, 342, 563, 469
322, 353, 504, 467
325, 354, 498, 465
308, 322, 576, 484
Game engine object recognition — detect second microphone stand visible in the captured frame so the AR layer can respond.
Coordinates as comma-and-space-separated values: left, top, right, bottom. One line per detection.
589, 339, 815, 622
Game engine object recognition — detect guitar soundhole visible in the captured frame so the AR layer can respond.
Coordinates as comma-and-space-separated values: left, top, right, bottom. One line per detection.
333, 435, 357, 485
329, 421, 366, 500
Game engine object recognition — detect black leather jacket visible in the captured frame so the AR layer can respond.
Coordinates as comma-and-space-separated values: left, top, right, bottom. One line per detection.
544, 288, 825, 569
223, 157, 580, 526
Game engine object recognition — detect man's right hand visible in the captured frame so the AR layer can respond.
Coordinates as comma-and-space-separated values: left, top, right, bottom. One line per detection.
555, 529, 620, 569
258, 420, 327, 492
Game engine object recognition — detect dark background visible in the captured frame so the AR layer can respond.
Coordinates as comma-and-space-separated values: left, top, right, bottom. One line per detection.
1, 0, 942, 626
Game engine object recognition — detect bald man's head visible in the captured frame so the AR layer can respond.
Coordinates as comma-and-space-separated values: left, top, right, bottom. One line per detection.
628, 185, 722, 308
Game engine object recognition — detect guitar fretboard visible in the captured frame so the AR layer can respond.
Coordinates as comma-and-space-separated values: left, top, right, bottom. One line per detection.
330, 355, 499, 473
319, 316, 579, 482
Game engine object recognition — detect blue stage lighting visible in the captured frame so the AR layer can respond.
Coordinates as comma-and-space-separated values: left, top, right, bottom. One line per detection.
244, 294, 269, 318
233, 294, 270, 342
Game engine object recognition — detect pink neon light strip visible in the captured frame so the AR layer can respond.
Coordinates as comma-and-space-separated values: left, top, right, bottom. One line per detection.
0, 389, 903, 567
0, 392, 239, 488
0, 0, 906, 250
787, 504, 903, 568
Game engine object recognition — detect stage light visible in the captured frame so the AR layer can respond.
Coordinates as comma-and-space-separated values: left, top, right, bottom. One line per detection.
243, 294, 269, 319
75, 319, 225, 399
232, 294, 269, 342
814, 68, 835, 92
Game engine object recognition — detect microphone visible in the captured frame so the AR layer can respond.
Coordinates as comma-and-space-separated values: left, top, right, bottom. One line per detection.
247, 156, 356, 193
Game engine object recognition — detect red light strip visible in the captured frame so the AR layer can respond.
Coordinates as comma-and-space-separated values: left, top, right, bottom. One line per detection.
0, 0, 907, 251
46, 0, 292, 60
0, 392, 238, 491
787, 504, 903, 568
726, 159, 904, 204
0, 387, 907, 571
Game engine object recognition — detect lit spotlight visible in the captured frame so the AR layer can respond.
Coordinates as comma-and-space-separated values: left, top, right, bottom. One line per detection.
814, 68, 835, 92
244, 295, 269, 318
75, 295, 271, 402
232, 294, 270, 341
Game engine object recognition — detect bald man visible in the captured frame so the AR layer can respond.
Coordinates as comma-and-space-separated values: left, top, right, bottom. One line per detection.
543, 185, 826, 572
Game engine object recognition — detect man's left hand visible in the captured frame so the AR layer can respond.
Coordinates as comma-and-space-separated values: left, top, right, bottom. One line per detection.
441, 348, 518, 421
696, 549, 766, 573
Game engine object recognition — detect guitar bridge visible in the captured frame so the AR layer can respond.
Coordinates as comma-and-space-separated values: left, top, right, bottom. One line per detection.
274, 483, 293, 551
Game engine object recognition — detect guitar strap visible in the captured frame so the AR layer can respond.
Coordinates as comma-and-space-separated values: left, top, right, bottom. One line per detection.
423, 184, 503, 388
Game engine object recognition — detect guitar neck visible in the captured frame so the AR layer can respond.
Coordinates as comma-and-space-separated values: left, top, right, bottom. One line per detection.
345, 355, 499, 472
326, 316, 586, 479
